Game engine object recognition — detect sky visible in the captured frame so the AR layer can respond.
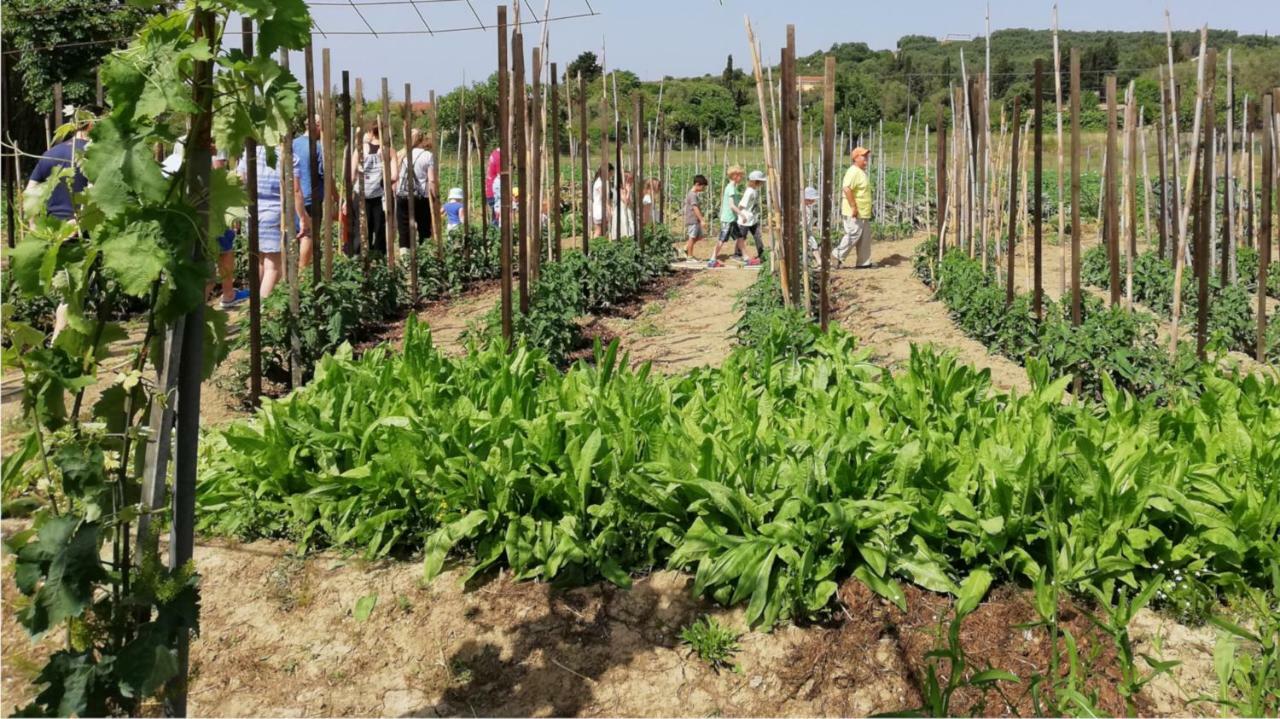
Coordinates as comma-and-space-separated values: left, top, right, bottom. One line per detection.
287, 0, 1278, 97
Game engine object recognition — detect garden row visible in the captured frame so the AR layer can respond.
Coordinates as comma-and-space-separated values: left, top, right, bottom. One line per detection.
1078, 243, 1279, 360
915, 239, 1278, 401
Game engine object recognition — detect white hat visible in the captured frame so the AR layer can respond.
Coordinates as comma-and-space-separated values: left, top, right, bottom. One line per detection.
748, 170, 767, 182
804, 187, 819, 201
447, 187, 464, 201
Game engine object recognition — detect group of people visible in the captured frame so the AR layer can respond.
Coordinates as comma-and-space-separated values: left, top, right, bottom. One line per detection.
25, 105, 879, 336
676, 145, 876, 269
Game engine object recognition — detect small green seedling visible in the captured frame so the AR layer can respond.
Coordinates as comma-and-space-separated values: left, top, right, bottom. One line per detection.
680, 616, 742, 672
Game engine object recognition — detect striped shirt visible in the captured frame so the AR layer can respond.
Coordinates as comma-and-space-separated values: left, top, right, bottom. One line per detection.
237, 146, 299, 252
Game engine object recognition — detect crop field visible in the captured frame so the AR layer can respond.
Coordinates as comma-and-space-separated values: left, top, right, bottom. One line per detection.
2, 1, 1279, 718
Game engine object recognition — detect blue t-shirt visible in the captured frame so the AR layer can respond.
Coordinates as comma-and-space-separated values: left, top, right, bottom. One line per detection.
29, 138, 89, 220
291, 134, 324, 206
443, 200, 464, 226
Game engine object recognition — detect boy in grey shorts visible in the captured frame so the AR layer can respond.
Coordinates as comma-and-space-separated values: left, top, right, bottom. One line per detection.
681, 174, 708, 261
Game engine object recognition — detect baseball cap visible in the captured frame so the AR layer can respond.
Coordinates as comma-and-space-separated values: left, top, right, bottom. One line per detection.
748, 170, 767, 182
851, 146, 871, 159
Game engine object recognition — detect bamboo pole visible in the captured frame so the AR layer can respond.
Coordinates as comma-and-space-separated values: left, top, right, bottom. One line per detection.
1170, 28, 1209, 355
937, 106, 947, 245
1158, 69, 1171, 259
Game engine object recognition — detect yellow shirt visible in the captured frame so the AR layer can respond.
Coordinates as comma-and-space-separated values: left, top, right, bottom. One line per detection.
841, 164, 872, 219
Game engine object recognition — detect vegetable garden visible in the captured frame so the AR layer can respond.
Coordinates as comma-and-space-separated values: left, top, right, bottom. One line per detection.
1, 1, 1278, 717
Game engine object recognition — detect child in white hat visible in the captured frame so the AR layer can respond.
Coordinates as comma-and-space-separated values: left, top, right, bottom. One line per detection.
443, 187, 466, 231
734, 170, 767, 266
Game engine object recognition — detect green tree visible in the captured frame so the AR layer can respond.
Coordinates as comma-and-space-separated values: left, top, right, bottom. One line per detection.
565, 50, 602, 84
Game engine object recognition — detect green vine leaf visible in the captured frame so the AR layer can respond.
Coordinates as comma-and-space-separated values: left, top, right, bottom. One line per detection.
98, 220, 169, 297
13, 517, 108, 637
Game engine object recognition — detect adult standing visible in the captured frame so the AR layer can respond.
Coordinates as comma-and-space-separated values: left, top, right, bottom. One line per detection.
237, 145, 296, 298
833, 146, 874, 269
353, 125, 387, 255
291, 114, 323, 268
26, 104, 98, 335
485, 147, 501, 226
394, 128, 435, 252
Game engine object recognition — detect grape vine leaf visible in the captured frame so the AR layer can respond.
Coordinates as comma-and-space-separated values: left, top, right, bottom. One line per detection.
99, 220, 169, 297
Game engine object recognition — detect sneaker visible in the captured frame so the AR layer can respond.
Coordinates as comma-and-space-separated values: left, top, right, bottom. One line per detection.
218, 289, 251, 310
731, 253, 745, 262
855, 261, 876, 269
745, 257, 763, 267
706, 259, 723, 268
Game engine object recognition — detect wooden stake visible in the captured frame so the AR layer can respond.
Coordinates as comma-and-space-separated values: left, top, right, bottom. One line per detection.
1070, 48, 1082, 327
578, 74, 589, 254
634, 91, 644, 245
1170, 28, 1209, 355
1006, 96, 1022, 306
242, 19, 262, 405
497, 7, 512, 341
936, 105, 948, 246
342, 70, 356, 259
550, 62, 561, 261
379, 79, 397, 272
1225, 49, 1235, 282
1052, 4, 1066, 294
1033, 59, 1044, 321
304, 44, 322, 284
403, 83, 419, 304
1195, 49, 1218, 360
1125, 80, 1137, 308
283, 52, 303, 388
513, 30, 529, 314
1259, 92, 1273, 362
529, 49, 542, 283
1105, 75, 1120, 308
1157, 69, 1170, 259
821, 55, 834, 330
321, 48, 335, 279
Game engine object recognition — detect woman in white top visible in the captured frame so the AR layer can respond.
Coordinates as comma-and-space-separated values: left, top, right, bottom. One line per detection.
591, 163, 613, 238
394, 128, 436, 249
612, 171, 635, 239
351, 126, 388, 255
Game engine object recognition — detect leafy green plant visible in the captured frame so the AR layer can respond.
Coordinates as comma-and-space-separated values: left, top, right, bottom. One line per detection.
680, 616, 742, 672
197, 317, 1280, 634
1, 0, 311, 714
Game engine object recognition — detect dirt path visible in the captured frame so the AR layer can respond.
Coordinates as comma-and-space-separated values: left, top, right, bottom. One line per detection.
829, 233, 1032, 393
600, 266, 758, 374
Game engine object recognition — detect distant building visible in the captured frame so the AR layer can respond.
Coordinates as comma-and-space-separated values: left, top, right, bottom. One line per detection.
797, 75, 824, 93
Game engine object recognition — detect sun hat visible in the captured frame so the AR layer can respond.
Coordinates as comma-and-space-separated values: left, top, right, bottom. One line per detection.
851, 146, 871, 159
748, 170, 767, 182
447, 187, 464, 201
803, 186, 819, 201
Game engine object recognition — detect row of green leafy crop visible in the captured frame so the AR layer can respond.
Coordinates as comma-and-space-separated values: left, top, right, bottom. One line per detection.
195, 315, 1280, 636
466, 227, 674, 364
914, 238, 1212, 401
236, 229, 500, 391
1080, 243, 1280, 362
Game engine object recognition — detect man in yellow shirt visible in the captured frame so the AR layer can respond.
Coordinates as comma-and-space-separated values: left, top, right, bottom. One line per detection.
834, 146, 873, 268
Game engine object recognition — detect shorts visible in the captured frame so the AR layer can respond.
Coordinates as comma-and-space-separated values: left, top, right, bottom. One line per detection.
718, 221, 738, 242
217, 229, 236, 253
685, 223, 703, 240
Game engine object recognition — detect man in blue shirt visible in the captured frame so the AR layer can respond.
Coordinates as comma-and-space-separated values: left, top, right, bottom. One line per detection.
291, 114, 323, 269
26, 105, 98, 223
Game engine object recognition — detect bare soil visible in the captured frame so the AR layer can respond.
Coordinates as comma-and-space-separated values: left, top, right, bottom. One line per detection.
0, 530, 1226, 717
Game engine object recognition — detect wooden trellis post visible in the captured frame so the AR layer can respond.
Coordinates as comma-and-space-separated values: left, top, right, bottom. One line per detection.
1224, 50, 1235, 283
242, 19, 262, 404
1195, 49, 1218, 360
1033, 59, 1044, 321
1259, 92, 1273, 362
429, 91, 443, 264
497, 7, 513, 341
461, 97, 471, 267
282, 51, 303, 388
937, 106, 947, 247
1125, 80, 1138, 308
529, 48, 542, 283
513, 30, 529, 314
304, 44, 322, 284
403, 83, 419, 304
634, 91, 644, 245
578, 74, 589, 254
550, 62, 561, 261
321, 49, 335, 279
1005, 96, 1022, 307
820, 56, 835, 330
342, 70, 356, 259
379, 79, 397, 272
600, 72, 610, 240
1104, 76, 1120, 308
1069, 48, 1082, 328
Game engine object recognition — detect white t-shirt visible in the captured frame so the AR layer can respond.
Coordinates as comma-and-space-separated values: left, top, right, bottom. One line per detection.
396, 148, 434, 197
592, 177, 605, 221
739, 186, 760, 227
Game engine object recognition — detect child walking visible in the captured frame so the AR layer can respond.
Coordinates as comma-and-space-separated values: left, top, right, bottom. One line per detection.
736, 170, 766, 266
443, 187, 466, 232
707, 165, 745, 268
681, 174, 708, 261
